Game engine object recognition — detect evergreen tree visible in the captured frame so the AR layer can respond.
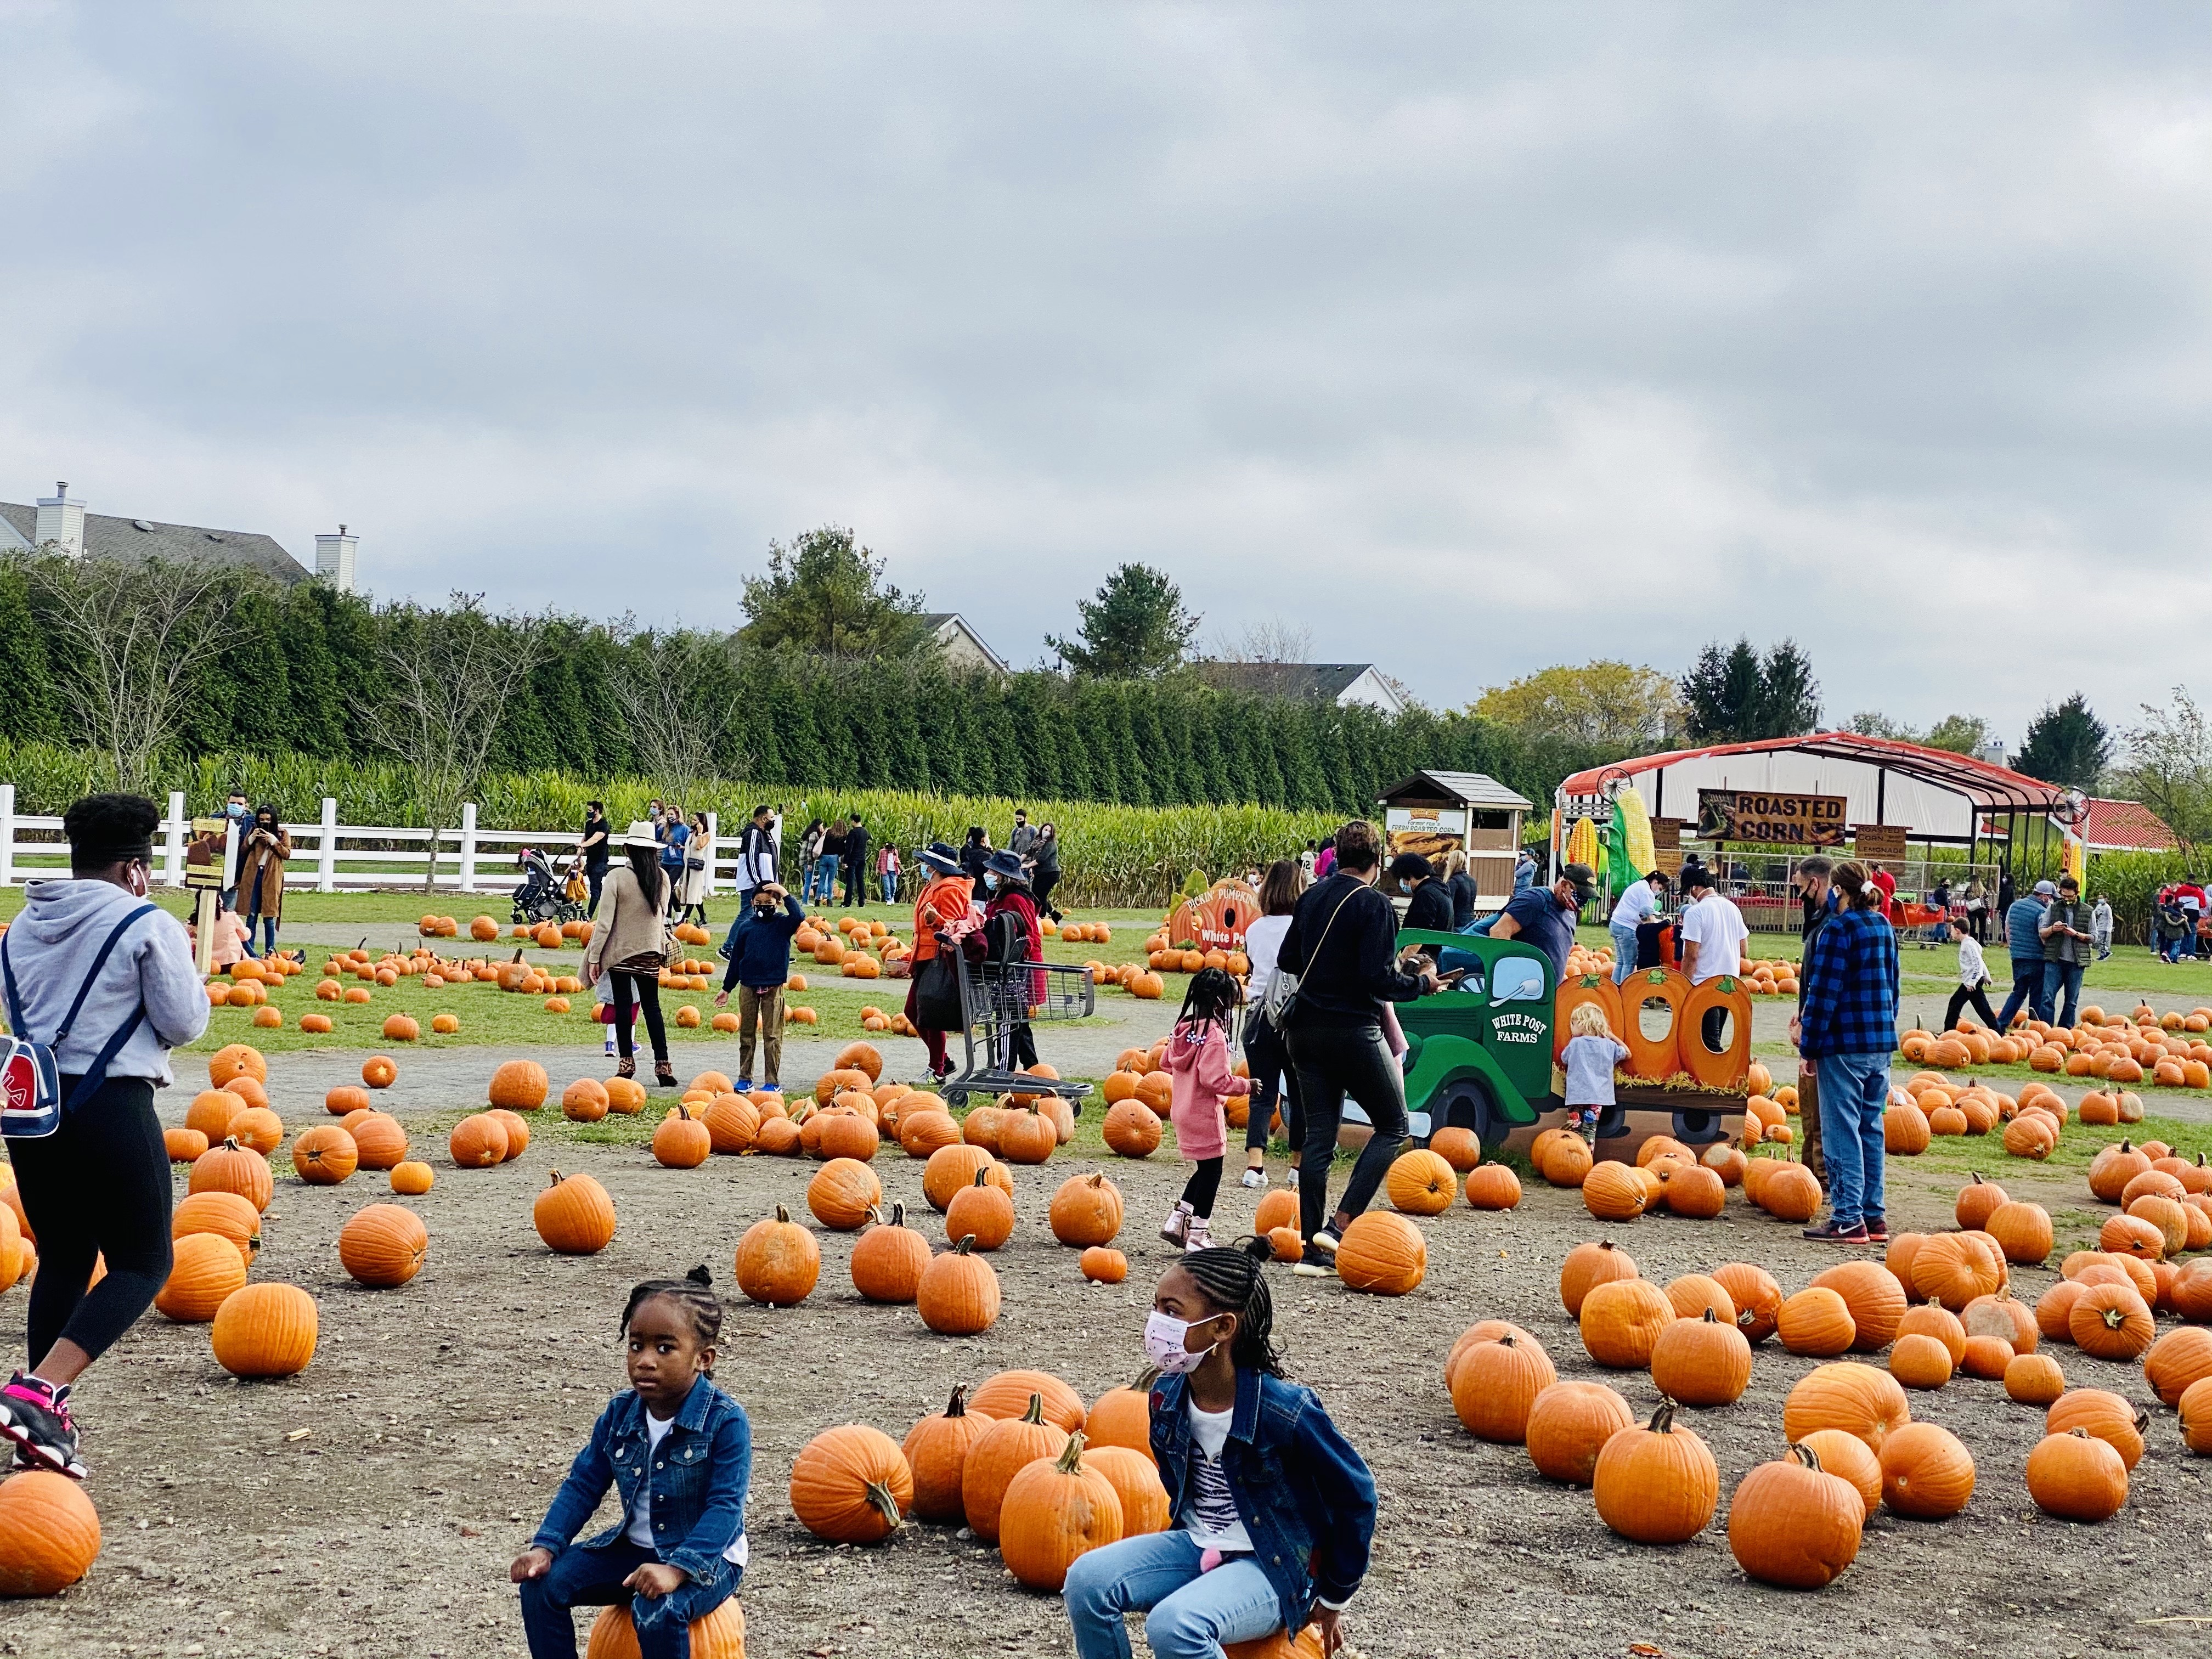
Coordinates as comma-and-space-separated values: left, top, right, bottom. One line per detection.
0, 565, 58, 742
739, 527, 930, 658
2013, 692, 2112, 792
1046, 564, 1200, 679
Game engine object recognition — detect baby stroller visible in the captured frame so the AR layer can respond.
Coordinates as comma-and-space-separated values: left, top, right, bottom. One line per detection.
512, 848, 585, 926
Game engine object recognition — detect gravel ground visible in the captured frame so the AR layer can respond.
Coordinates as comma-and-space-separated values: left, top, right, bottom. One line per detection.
5, 1028, 2207, 1659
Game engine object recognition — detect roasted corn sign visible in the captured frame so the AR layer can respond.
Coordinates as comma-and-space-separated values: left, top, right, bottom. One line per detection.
1695, 789, 1848, 848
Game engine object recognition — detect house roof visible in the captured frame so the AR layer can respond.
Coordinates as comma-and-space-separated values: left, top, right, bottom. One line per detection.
0, 503, 311, 584
2078, 797, 2179, 853
1377, 769, 1534, 811
920, 612, 1009, 674
1193, 661, 1384, 702
1558, 732, 2076, 818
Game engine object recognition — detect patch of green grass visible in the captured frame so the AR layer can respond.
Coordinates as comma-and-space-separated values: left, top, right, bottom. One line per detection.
1898, 1113, 2212, 1178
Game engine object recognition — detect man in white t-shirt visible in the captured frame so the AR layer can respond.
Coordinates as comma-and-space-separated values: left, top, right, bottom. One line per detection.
1678, 865, 1749, 1054
1606, 869, 1670, 985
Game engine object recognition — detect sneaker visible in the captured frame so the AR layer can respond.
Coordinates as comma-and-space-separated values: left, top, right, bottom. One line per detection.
1290, 1229, 1340, 1277
1801, 1219, 1872, 1245
1159, 1200, 1193, 1246
1283, 1167, 1299, 1192
1183, 1220, 1213, 1252
1862, 1214, 1890, 1244
0, 1373, 86, 1481
1239, 1167, 1268, 1190
732, 1078, 752, 1094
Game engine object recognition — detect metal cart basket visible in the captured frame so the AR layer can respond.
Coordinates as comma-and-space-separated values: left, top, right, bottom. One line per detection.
942, 952, 1096, 1110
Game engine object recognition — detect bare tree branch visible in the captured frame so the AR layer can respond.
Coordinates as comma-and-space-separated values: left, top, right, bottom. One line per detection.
25, 554, 239, 794
363, 594, 544, 888
604, 629, 743, 811
1205, 616, 1317, 664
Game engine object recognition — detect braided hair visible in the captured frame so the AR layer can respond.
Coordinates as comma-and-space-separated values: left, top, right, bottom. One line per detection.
1177, 1235, 1284, 1376
1177, 966, 1242, 1034
620, 1265, 724, 1375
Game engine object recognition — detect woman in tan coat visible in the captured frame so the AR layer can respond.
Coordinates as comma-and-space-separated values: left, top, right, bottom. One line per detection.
582, 823, 676, 1087
234, 804, 292, 958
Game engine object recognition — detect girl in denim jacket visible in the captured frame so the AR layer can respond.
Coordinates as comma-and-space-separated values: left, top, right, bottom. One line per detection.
1064, 1238, 1376, 1659
512, 1267, 752, 1658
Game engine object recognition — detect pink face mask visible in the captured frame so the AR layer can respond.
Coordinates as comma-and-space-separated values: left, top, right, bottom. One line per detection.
1143, 1310, 1222, 1375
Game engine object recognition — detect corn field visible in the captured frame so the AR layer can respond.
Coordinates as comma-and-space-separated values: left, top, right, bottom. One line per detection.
0, 741, 1339, 907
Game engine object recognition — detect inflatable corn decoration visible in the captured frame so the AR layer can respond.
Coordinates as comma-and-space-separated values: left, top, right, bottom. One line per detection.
1613, 786, 1656, 877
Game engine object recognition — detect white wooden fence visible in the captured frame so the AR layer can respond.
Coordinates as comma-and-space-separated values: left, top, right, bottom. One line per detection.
0, 787, 750, 895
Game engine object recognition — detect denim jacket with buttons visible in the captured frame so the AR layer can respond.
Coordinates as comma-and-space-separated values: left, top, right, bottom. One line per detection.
1149, 1367, 1376, 1634
532, 1375, 752, 1589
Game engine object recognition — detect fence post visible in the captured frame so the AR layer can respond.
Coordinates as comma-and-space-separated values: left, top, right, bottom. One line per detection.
0, 784, 14, 888
460, 802, 478, 893
165, 791, 187, 888
320, 797, 338, 893
703, 811, 718, 896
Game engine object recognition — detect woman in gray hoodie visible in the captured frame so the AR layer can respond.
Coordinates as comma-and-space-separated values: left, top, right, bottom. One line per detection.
0, 794, 207, 1481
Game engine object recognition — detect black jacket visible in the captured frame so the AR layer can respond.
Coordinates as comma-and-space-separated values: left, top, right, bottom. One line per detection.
1277, 873, 1425, 1028
1402, 880, 1455, 934
844, 824, 870, 873
1446, 871, 1477, 930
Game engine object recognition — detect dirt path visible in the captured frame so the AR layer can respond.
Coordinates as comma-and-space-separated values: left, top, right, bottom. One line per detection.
7, 1058, 2205, 1658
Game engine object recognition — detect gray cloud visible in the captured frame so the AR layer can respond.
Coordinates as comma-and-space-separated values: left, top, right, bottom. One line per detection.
5, 2, 2210, 742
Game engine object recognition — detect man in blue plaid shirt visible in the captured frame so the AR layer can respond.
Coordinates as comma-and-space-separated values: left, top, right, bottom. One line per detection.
1789, 860, 1900, 1245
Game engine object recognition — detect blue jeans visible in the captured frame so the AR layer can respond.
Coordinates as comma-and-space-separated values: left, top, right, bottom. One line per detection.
1609, 921, 1639, 984
881, 872, 898, 904
2042, 960, 2085, 1029
809, 855, 839, 904
518, 1539, 731, 1658
242, 910, 277, 957
1815, 1052, 1889, 1230
1064, 1531, 1283, 1659
1995, 955, 2045, 1029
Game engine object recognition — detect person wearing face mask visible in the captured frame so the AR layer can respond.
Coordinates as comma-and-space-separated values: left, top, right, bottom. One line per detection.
0, 794, 210, 1481
1790, 855, 1839, 1186
1062, 1240, 1376, 1659
713, 882, 804, 1094
905, 844, 978, 1085
218, 788, 250, 911
978, 850, 1045, 1069
232, 803, 292, 958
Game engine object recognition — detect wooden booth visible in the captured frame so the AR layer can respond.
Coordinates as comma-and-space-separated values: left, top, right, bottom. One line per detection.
1376, 770, 1533, 910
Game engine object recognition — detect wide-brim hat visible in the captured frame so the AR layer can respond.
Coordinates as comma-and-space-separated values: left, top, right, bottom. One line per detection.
984, 849, 1028, 881
622, 820, 661, 849
919, 842, 963, 875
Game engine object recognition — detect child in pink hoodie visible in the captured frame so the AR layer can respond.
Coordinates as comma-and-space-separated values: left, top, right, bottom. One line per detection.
1160, 968, 1251, 1252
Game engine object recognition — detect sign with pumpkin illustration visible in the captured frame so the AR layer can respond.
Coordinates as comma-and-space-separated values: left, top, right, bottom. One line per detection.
1164, 878, 1257, 953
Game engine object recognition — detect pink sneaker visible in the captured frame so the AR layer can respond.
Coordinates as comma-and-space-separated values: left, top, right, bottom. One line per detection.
0, 1373, 86, 1480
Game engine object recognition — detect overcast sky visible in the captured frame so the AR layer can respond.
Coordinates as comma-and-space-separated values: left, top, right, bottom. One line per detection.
6, 3, 2209, 743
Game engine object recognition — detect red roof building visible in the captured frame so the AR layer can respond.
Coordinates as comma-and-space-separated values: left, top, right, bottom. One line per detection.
2076, 797, 2179, 854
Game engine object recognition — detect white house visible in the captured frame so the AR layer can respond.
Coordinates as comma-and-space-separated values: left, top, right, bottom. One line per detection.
922, 612, 1010, 676
1192, 661, 1406, 715
0, 479, 353, 588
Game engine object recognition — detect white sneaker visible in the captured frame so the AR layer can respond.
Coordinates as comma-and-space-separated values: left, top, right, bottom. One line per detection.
1159, 1200, 1193, 1246
1183, 1219, 1213, 1252
1240, 1167, 1268, 1190
1284, 1167, 1300, 1192
1291, 1229, 1339, 1278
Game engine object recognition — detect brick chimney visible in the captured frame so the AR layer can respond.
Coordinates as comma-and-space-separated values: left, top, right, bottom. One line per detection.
34, 482, 84, 556
314, 523, 358, 591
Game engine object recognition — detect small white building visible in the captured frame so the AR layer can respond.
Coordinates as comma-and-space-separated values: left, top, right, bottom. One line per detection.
1193, 661, 1406, 715
921, 612, 1010, 676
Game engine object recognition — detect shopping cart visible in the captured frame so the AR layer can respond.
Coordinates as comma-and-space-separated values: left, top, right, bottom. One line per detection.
941, 952, 1096, 1110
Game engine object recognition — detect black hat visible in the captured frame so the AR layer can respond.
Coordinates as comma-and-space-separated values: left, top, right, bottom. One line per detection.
1558, 862, 1596, 905
1680, 865, 1715, 893
984, 849, 1028, 881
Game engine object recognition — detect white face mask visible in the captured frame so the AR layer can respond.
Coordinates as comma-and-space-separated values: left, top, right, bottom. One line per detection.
1143, 1309, 1223, 1376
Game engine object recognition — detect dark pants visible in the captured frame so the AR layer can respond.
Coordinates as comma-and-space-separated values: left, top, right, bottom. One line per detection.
843, 859, 866, 907
518, 1539, 729, 1659
1286, 1020, 1408, 1241
902, 975, 950, 1075
609, 972, 669, 1066
2042, 960, 2085, 1029
1180, 1158, 1224, 1219
1943, 979, 2001, 1030
12, 1078, 171, 1370
1242, 1015, 1304, 1158
1700, 1004, 1727, 1054
1007, 1022, 1038, 1070
587, 865, 607, 918
1995, 955, 2045, 1029
1032, 871, 1060, 920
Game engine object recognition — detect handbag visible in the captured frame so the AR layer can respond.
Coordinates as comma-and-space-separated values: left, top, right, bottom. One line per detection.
1, 903, 158, 1140
913, 942, 963, 1032
1263, 886, 1360, 1030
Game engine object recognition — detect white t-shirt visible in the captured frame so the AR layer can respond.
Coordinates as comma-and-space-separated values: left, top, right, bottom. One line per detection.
1242, 915, 1291, 1003
623, 1409, 751, 1566
1956, 933, 1988, 988
1180, 1402, 1252, 1552
1608, 879, 1658, 932
1679, 893, 1748, 984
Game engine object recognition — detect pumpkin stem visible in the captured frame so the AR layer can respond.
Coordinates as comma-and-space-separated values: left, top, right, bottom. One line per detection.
1020, 1392, 1045, 1425
863, 1477, 904, 1532
222, 1136, 240, 1150
1054, 1432, 1087, 1474
888, 1201, 906, 1228
951, 1235, 977, 1255
546, 1169, 563, 1187
1788, 1441, 1822, 1472
1700, 1308, 1719, 1324
1648, 1400, 1678, 1434
972, 1169, 990, 1187
774, 1204, 792, 1223
944, 1384, 968, 1418
862, 1204, 884, 1228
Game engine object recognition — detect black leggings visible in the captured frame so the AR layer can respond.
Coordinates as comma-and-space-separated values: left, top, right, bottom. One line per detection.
610, 970, 669, 1064
1243, 1016, 1305, 1158
1031, 871, 1060, 919
1287, 1020, 1409, 1241
1944, 980, 2001, 1030
1181, 1158, 1223, 1220
12, 1078, 172, 1369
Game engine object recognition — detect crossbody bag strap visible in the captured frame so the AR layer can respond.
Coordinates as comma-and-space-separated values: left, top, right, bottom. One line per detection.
52, 904, 159, 1048
0, 930, 27, 1035
1293, 885, 1362, 977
